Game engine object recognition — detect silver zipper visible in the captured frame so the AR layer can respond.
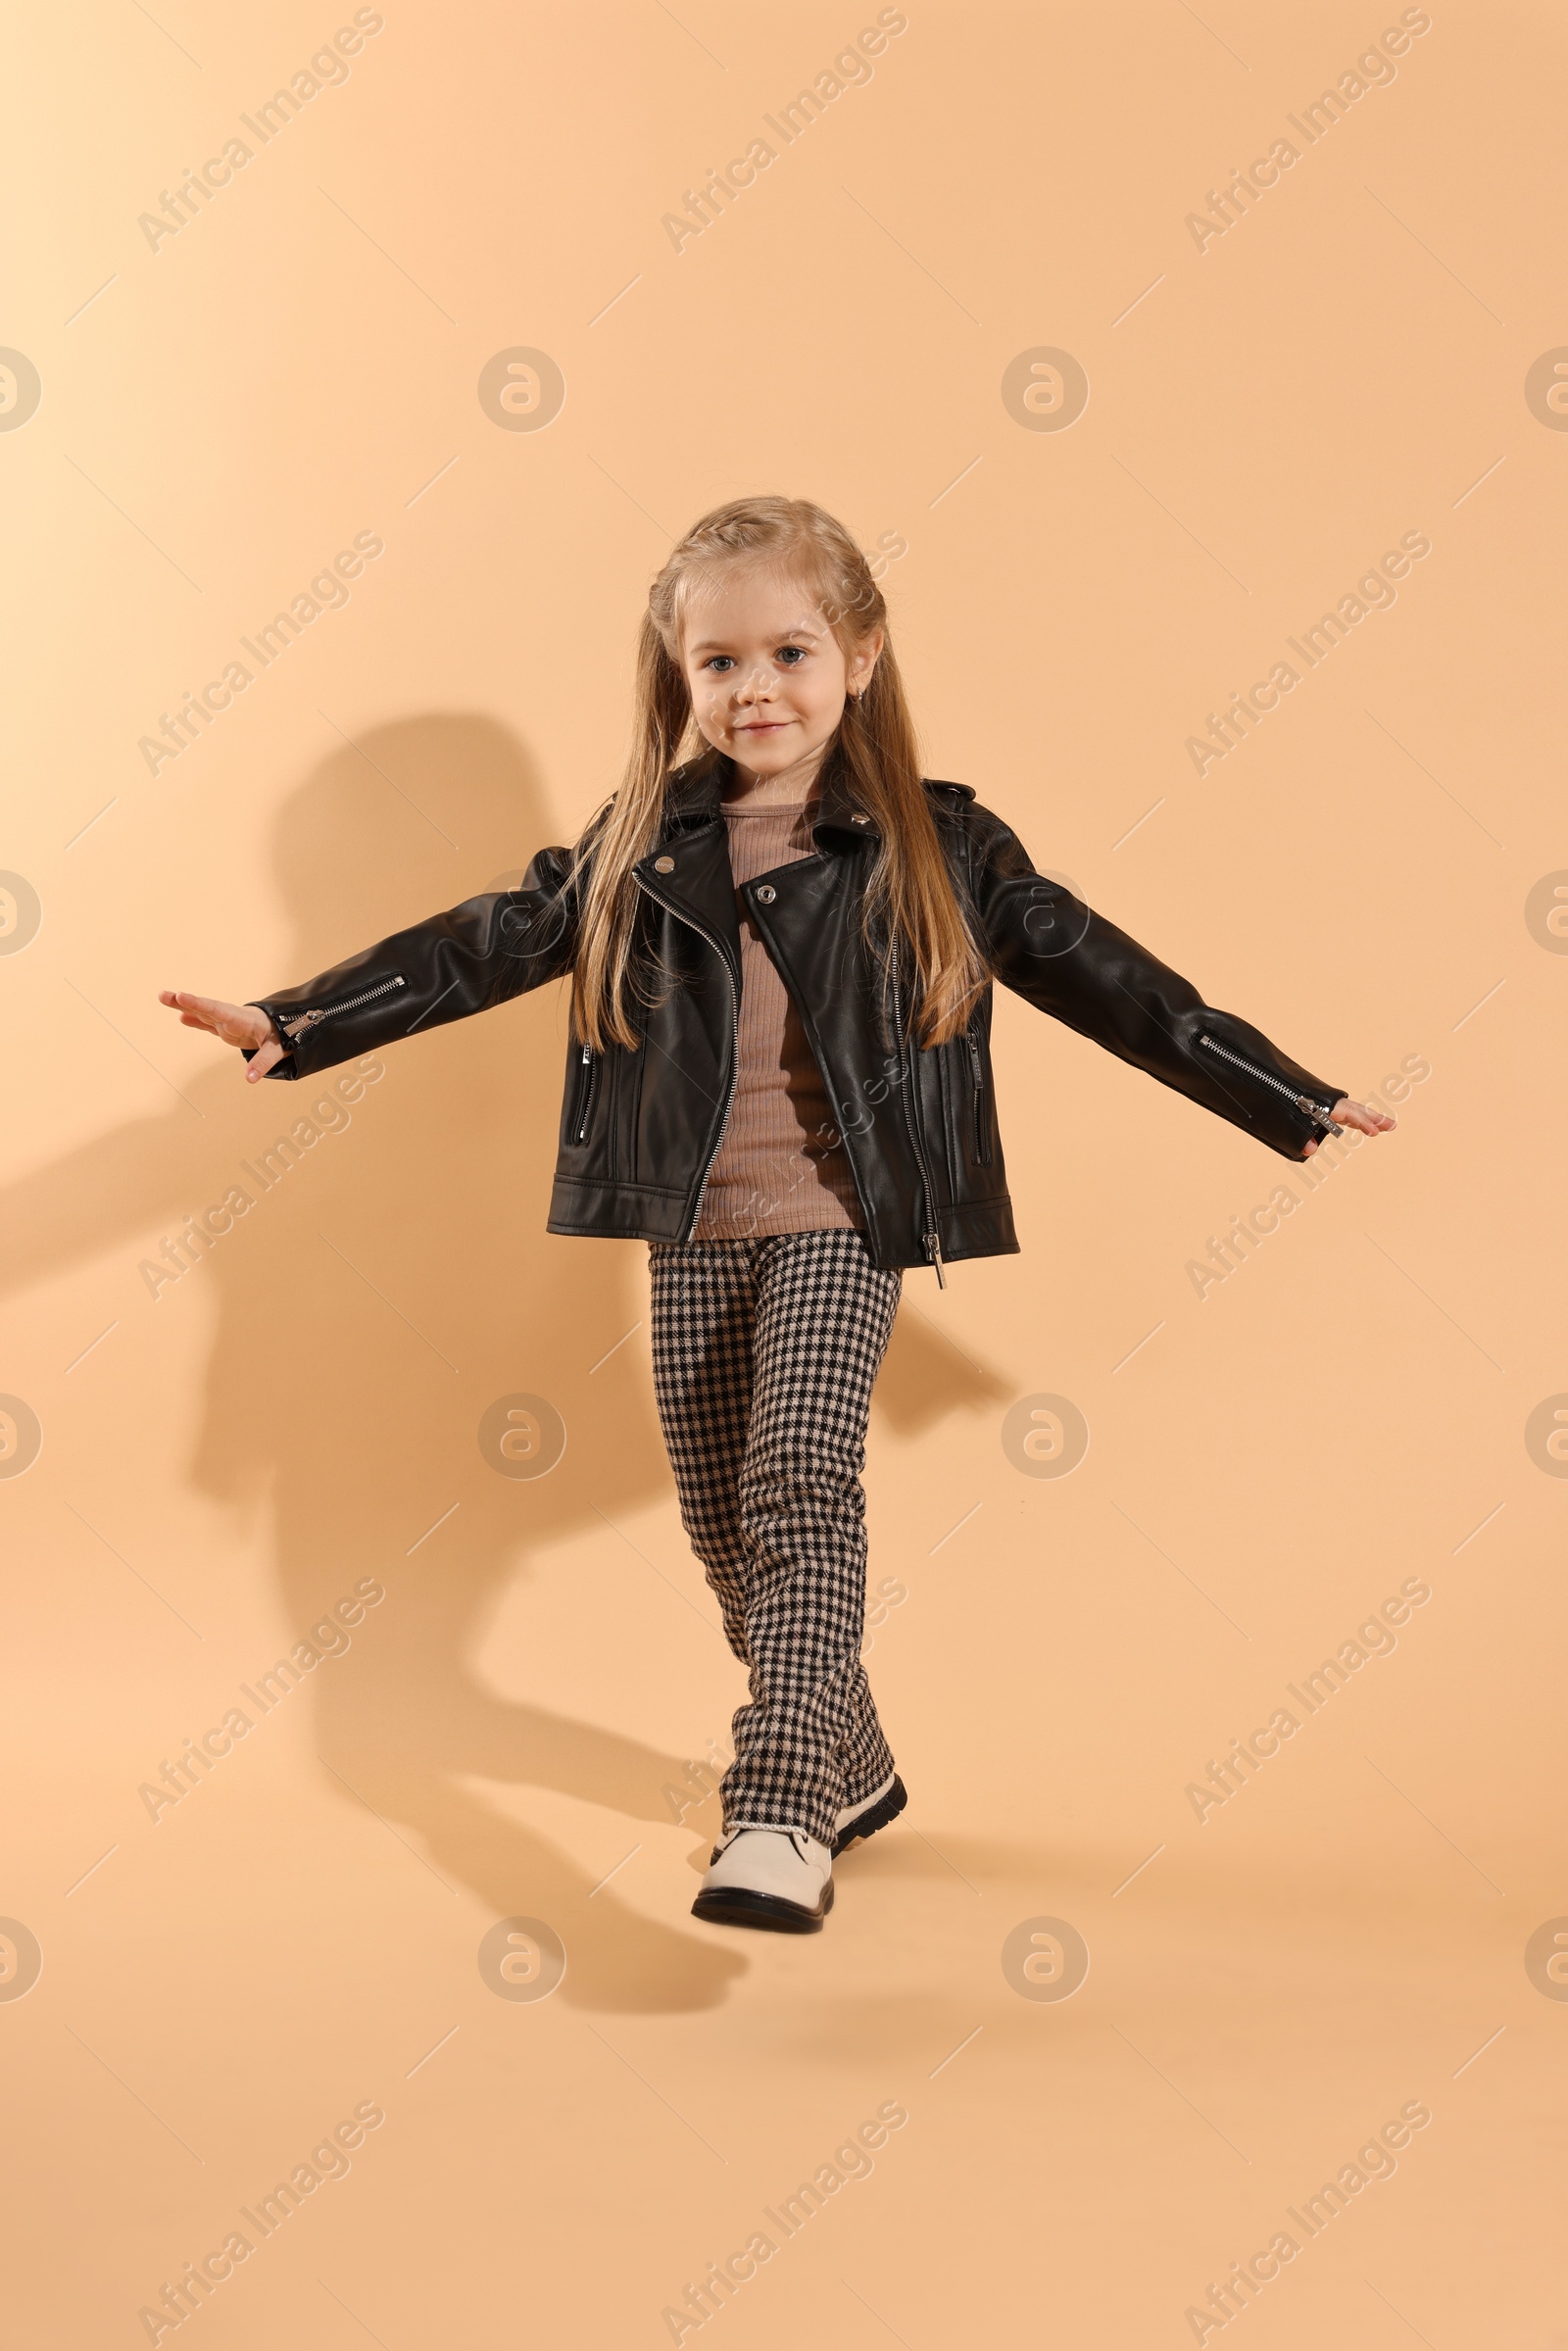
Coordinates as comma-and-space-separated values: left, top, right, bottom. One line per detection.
572, 1044, 596, 1143
632, 868, 739, 1240
965, 1017, 991, 1164
1198, 1032, 1343, 1135
278, 973, 407, 1041
895, 953, 947, 1287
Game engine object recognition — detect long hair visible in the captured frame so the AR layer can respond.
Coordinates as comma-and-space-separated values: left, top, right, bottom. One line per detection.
569, 494, 987, 1051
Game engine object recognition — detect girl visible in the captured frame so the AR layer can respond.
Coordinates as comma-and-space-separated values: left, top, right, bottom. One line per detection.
161, 495, 1395, 1936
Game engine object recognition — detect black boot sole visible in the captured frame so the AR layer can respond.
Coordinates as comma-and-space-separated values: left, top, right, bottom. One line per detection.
831, 1774, 908, 1858
691, 1881, 834, 1935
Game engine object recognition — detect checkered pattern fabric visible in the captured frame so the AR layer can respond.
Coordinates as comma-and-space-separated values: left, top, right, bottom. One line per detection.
649, 1229, 903, 1848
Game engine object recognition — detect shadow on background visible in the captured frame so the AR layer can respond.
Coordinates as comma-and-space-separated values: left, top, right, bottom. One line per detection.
4, 713, 1012, 2010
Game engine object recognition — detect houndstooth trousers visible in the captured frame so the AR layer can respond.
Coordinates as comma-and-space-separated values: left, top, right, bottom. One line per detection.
648, 1229, 903, 1850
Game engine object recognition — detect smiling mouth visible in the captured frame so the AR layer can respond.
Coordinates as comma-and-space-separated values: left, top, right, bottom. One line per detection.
735, 719, 790, 730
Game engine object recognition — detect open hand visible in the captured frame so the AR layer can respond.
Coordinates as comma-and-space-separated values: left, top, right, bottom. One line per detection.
158, 991, 286, 1082
1302, 1098, 1396, 1157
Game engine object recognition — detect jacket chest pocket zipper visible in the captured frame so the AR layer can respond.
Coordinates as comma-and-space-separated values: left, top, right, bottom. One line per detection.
1197, 1033, 1343, 1135
279, 972, 407, 1042
571, 1045, 598, 1143
965, 1020, 992, 1165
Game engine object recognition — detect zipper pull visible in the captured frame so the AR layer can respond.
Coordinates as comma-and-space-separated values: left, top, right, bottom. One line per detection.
280, 1007, 326, 1039
924, 1230, 948, 1291
1297, 1095, 1344, 1136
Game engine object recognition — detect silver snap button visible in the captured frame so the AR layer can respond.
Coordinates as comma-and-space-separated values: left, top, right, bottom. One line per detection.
654, 855, 674, 873
756, 884, 776, 905
852, 811, 870, 825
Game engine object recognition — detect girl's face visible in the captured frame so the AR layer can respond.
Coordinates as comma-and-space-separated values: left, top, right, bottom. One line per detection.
678, 563, 882, 788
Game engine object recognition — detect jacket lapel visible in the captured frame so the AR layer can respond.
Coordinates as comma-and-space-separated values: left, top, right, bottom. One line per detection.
809, 747, 878, 844
631, 752, 743, 981
631, 737, 889, 981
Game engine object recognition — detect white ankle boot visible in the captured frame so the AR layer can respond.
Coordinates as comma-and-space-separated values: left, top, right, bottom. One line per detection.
832, 1771, 907, 1856
692, 1826, 834, 1933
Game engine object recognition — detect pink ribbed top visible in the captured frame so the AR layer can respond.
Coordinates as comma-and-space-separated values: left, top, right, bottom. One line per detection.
691, 798, 864, 1240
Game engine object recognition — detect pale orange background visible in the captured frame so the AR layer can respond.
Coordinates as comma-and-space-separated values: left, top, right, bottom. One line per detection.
3, 3, 1565, 2344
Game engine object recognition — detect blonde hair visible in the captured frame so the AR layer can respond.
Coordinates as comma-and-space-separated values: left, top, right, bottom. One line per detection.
569, 494, 986, 1051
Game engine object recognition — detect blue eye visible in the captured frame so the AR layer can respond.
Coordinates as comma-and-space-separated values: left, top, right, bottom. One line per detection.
701, 644, 808, 673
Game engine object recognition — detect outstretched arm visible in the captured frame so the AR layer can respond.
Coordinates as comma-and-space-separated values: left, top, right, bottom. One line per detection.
968, 809, 1394, 1161
160, 840, 582, 1084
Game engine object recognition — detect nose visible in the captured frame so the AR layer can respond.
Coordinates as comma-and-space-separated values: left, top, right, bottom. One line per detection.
734, 663, 775, 710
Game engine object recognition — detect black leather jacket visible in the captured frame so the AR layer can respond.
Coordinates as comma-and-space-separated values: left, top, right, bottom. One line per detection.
246, 750, 1346, 1275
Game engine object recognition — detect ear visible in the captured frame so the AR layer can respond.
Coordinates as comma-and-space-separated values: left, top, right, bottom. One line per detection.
850, 626, 885, 693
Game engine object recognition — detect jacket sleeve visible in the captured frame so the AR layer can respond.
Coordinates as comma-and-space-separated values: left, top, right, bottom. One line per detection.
968, 807, 1348, 1161
242, 840, 581, 1084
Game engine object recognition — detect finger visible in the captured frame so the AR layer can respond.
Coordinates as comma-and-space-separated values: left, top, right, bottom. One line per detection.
246, 1036, 285, 1082
1335, 1099, 1396, 1134
162, 989, 226, 1031
169, 992, 270, 1051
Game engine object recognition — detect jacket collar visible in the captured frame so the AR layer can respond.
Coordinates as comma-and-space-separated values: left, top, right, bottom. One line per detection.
660, 739, 880, 844
636, 743, 978, 984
